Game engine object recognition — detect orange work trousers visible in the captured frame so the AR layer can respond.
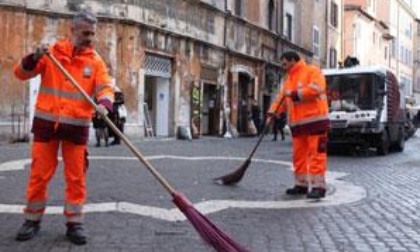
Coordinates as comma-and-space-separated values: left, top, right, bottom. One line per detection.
292, 132, 327, 188
24, 140, 87, 223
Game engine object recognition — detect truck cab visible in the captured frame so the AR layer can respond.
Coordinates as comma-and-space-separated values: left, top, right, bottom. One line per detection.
323, 66, 405, 155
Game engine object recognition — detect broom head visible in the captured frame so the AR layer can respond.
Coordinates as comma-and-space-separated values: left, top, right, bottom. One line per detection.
172, 192, 250, 252
212, 159, 251, 186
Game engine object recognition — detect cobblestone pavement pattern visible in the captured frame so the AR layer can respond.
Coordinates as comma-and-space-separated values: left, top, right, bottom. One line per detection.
0, 132, 420, 252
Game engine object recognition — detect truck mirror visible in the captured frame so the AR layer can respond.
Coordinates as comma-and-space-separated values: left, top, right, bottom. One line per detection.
376, 90, 387, 96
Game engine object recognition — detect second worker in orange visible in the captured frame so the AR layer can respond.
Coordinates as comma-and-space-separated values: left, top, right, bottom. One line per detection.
266, 51, 330, 199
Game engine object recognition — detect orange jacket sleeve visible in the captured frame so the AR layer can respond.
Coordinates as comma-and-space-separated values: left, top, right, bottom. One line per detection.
93, 56, 114, 110
13, 54, 46, 80
297, 65, 326, 101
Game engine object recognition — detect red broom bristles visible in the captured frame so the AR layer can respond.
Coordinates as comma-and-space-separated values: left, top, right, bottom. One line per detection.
172, 192, 251, 252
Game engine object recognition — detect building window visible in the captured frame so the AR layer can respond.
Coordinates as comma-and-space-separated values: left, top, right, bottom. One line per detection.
200, 45, 209, 61
285, 13, 293, 40
378, 36, 381, 49
330, 2, 338, 28
406, 22, 412, 38
207, 15, 215, 34
235, 0, 242, 17
329, 48, 337, 68
313, 26, 320, 58
268, 0, 274, 30
400, 45, 404, 62
417, 77, 420, 91
245, 27, 251, 54
368, 0, 376, 13
237, 25, 245, 49
372, 31, 376, 45
391, 39, 397, 58
408, 49, 412, 66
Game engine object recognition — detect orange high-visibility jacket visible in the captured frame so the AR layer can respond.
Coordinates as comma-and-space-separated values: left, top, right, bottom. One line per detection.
14, 39, 114, 130
269, 60, 329, 136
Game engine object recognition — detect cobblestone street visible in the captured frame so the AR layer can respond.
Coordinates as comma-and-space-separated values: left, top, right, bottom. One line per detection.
0, 133, 420, 251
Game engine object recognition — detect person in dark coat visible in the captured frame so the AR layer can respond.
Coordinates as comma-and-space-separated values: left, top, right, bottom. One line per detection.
109, 87, 126, 145
272, 112, 287, 141
92, 110, 109, 147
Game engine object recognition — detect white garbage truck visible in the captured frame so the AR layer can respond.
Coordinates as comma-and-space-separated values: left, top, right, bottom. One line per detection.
323, 66, 406, 155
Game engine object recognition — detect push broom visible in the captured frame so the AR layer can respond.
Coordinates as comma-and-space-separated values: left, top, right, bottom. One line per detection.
213, 97, 285, 185
46, 52, 249, 252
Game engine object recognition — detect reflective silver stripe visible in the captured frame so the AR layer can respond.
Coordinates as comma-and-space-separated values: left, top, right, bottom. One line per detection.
309, 174, 326, 181
297, 81, 303, 89
66, 215, 84, 223
309, 83, 323, 93
294, 174, 308, 186
35, 110, 91, 126
25, 213, 43, 221
319, 94, 328, 100
295, 174, 325, 187
308, 174, 326, 188
288, 115, 329, 127
26, 201, 46, 210
39, 86, 87, 101
65, 203, 84, 214
297, 88, 303, 101
95, 84, 110, 93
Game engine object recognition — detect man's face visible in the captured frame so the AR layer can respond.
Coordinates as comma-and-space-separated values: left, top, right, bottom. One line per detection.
72, 20, 96, 49
281, 58, 296, 72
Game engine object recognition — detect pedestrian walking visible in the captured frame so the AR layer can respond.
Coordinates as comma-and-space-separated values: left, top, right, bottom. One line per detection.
266, 51, 330, 199
13, 10, 114, 245
109, 86, 126, 145
251, 99, 262, 135
92, 100, 110, 147
272, 113, 287, 141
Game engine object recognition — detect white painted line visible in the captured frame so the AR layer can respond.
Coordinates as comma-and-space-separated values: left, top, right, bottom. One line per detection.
0, 156, 366, 222
0, 159, 31, 172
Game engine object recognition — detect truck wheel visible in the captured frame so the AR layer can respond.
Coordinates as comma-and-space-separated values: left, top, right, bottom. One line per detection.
394, 128, 405, 152
376, 130, 390, 156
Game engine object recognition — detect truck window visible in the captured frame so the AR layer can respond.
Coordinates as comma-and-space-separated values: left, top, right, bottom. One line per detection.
326, 74, 375, 111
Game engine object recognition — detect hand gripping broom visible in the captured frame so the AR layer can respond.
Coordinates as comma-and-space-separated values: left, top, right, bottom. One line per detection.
46, 52, 250, 252
213, 97, 285, 185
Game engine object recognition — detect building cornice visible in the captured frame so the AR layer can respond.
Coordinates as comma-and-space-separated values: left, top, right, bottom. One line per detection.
344, 4, 389, 30
0, 1, 313, 64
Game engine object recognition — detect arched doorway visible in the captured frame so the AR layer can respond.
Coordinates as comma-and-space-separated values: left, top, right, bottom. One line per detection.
230, 65, 255, 135
237, 73, 252, 133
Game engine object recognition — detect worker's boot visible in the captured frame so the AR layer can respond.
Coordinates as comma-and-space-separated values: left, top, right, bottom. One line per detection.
66, 222, 87, 245
285, 185, 308, 195
15, 220, 41, 241
306, 187, 326, 199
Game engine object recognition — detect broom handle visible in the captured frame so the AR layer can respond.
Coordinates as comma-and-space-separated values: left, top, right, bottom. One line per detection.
247, 96, 285, 159
46, 52, 177, 195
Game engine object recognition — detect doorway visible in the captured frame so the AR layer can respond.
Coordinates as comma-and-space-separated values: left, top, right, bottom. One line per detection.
144, 76, 170, 137
237, 73, 252, 134
201, 83, 220, 135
